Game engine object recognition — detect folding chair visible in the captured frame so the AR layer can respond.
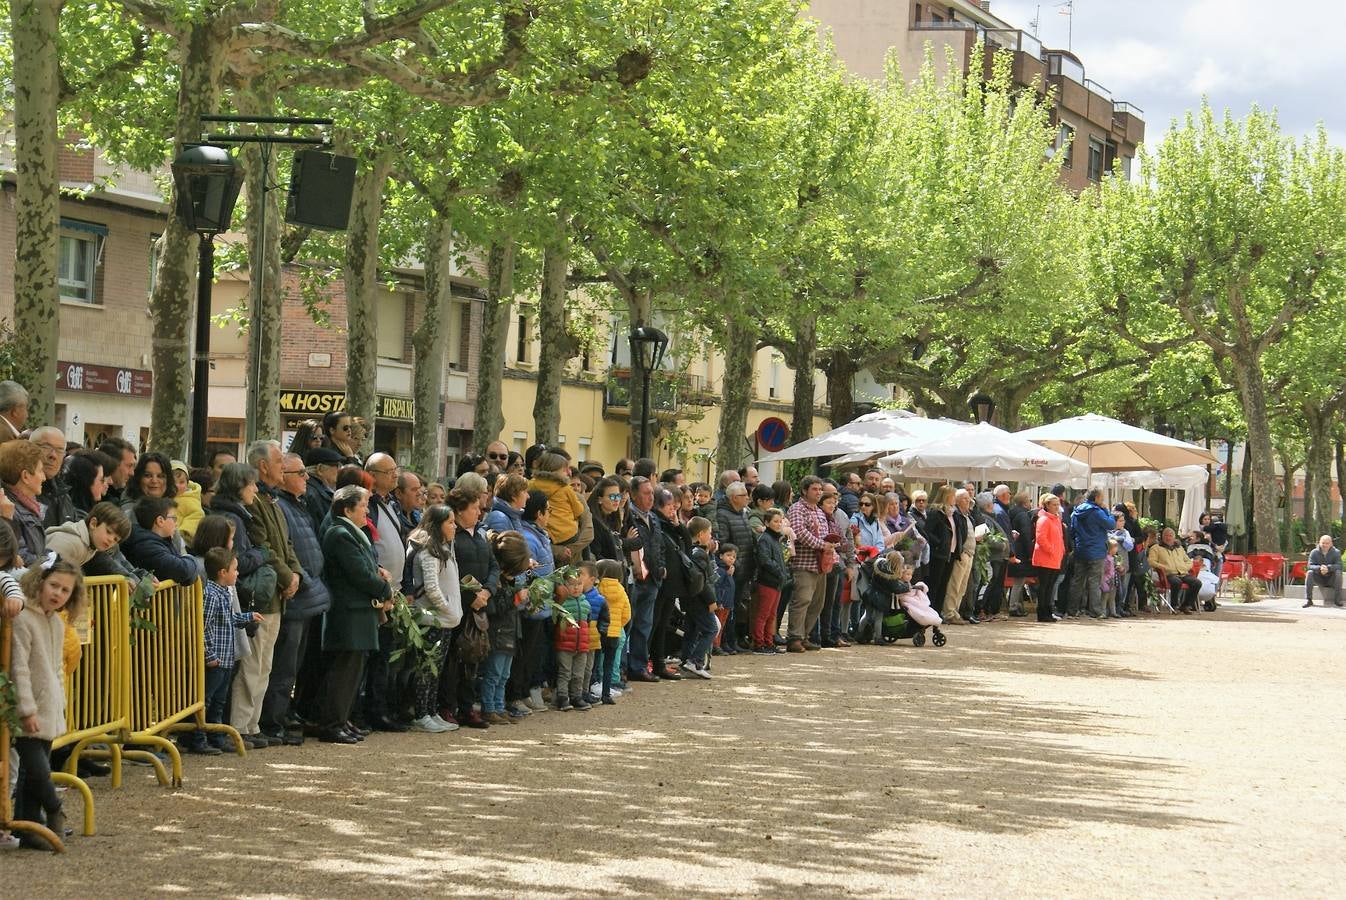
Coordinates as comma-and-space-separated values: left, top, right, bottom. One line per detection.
1218, 554, 1246, 597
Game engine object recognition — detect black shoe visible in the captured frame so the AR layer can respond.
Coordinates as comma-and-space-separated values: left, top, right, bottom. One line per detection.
341, 726, 365, 742
77, 759, 111, 778
1303, 600, 1313, 608
369, 717, 409, 733
185, 742, 223, 756
320, 729, 359, 745
345, 721, 372, 736
602, 696, 616, 705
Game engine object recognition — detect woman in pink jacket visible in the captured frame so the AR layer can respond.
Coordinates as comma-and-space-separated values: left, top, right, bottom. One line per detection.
1032, 493, 1066, 623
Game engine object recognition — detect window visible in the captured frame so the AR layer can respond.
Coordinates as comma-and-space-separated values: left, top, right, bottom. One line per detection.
1055, 123, 1075, 168
515, 309, 532, 363
578, 437, 591, 462
1087, 137, 1104, 181
59, 234, 97, 303
512, 431, 528, 453
931, 12, 943, 24
448, 299, 471, 371
914, 3, 922, 24
1120, 154, 1133, 180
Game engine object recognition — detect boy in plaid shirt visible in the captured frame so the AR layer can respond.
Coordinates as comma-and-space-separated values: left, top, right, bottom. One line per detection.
188, 547, 262, 754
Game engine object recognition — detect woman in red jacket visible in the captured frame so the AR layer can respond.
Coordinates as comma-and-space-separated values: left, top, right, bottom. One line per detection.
1032, 493, 1066, 623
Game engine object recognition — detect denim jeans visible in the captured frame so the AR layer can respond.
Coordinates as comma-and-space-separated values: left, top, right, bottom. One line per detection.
681, 603, 718, 665
195, 662, 234, 747
479, 651, 513, 714
626, 578, 661, 676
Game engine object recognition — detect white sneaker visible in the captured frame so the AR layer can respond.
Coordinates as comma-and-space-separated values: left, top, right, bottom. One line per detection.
525, 689, 548, 711
609, 687, 624, 699
690, 663, 712, 680
590, 682, 603, 697
430, 715, 459, 732
509, 700, 532, 717
410, 715, 448, 733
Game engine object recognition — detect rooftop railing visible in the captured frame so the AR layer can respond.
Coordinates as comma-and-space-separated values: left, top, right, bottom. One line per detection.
1114, 101, 1145, 120
1084, 78, 1112, 100
983, 28, 1043, 58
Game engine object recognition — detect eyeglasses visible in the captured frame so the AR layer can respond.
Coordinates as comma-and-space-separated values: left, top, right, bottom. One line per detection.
913, 499, 926, 504
37, 444, 64, 456
283, 469, 309, 477
487, 452, 508, 461
336, 424, 352, 432
606, 493, 621, 501
859, 502, 873, 508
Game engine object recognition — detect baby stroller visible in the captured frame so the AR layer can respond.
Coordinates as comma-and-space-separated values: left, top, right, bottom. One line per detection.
858, 548, 947, 648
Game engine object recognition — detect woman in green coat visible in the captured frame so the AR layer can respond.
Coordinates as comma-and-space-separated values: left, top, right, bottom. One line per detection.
319, 484, 392, 743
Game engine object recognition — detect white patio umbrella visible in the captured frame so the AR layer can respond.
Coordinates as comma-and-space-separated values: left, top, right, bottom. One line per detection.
1015, 414, 1218, 476
756, 409, 968, 463
881, 422, 1091, 482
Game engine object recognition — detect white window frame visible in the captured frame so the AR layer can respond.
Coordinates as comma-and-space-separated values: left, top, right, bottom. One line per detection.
59, 232, 98, 304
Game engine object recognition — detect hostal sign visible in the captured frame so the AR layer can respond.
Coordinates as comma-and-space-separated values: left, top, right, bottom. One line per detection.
279, 390, 415, 422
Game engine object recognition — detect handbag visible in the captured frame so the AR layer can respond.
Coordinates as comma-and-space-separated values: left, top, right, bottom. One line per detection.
236, 562, 277, 613
455, 609, 491, 665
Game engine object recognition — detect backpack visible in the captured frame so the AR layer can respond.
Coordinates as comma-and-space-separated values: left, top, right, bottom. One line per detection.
401, 543, 425, 599
455, 609, 491, 664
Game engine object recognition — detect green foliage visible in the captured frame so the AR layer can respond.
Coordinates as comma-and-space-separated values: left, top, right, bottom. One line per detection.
0, 319, 32, 386
387, 592, 443, 681
782, 459, 815, 490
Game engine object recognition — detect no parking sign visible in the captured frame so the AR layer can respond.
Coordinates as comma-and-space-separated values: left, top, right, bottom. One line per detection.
757, 417, 790, 453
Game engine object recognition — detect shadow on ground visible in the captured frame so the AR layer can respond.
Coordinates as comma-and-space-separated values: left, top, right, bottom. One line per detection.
9, 621, 1218, 897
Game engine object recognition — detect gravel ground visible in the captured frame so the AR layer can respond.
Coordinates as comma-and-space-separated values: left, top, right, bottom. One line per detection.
8, 601, 1346, 898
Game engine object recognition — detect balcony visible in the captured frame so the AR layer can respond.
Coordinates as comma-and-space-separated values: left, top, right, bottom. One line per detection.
1114, 101, 1145, 121
603, 368, 684, 421
1084, 78, 1111, 100
982, 28, 1047, 92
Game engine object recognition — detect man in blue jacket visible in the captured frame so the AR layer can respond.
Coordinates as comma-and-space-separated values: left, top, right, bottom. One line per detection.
123, 497, 203, 584
1069, 488, 1117, 618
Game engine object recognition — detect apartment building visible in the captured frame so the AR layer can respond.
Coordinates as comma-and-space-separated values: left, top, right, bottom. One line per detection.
808, 0, 1145, 190
0, 142, 163, 450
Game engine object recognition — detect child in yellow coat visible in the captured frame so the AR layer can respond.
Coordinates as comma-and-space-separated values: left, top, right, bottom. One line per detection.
596, 559, 631, 703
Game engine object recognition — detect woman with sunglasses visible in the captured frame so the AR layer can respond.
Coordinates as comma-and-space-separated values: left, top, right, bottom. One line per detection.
321, 412, 363, 466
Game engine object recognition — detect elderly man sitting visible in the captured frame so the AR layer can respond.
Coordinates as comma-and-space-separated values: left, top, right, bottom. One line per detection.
1304, 534, 1342, 609
1148, 527, 1201, 614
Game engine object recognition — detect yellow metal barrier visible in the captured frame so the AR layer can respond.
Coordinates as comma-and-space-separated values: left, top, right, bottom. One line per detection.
50, 574, 132, 834
127, 579, 245, 786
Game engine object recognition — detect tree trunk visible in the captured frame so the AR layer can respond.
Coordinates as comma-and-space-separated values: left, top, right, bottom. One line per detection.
623, 285, 654, 460
9, 0, 61, 425
1305, 409, 1333, 540
826, 352, 858, 428
1239, 434, 1254, 554
533, 232, 577, 446
472, 239, 515, 454
239, 84, 283, 443
1278, 449, 1298, 551
790, 315, 817, 444
150, 21, 228, 457
1229, 359, 1281, 552
716, 318, 756, 471
343, 150, 394, 456
411, 211, 453, 477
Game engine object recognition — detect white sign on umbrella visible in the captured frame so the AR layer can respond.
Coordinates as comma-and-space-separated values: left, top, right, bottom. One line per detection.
881, 421, 1091, 482
1015, 413, 1218, 476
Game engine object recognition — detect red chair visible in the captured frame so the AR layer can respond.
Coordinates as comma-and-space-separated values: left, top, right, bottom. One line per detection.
1246, 553, 1286, 596
1289, 560, 1309, 584
1218, 554, 1246, 597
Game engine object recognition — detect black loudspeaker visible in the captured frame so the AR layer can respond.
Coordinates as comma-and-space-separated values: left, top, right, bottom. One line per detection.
285, 150, 357, 231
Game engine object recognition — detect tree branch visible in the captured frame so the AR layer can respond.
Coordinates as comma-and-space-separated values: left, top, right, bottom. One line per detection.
109, 0, 181, 36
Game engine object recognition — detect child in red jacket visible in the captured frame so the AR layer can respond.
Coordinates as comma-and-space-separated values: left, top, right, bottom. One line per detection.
552, 572, 592, 711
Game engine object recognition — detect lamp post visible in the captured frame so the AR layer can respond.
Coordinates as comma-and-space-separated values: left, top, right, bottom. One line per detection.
968, 390, 996, 424
172, 144, 243, 467
628, 325, 669, 460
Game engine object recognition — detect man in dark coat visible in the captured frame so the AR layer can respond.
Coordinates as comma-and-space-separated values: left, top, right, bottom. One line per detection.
265, 452, 334, 743
713, 481, 756, 650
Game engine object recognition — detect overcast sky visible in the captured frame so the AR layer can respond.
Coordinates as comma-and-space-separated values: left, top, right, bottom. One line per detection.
989, 0, 1345, 147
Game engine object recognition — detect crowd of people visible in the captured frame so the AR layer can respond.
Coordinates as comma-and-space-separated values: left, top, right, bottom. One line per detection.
0, 378, 1234, 851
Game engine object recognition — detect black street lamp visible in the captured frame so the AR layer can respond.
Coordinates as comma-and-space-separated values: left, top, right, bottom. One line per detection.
172, 144, 243, 467
629, 325, 669, 460
968, 390, 996, 424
